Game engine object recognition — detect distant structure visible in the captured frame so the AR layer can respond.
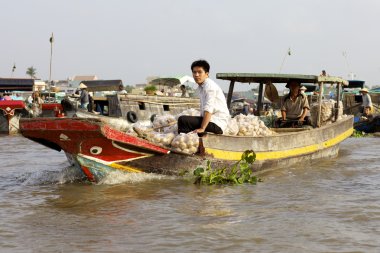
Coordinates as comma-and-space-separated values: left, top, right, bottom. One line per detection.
71, 75, 98, 89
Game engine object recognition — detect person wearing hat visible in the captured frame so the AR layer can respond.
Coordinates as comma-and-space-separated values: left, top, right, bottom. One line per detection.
360, 88, 373, 115
279, 80, 310, 127
78, 83, 89, 109
300, 86, 307, 94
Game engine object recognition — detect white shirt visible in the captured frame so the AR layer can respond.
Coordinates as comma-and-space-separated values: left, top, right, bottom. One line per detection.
197, 78, 230, 132
362, 93, 372, 107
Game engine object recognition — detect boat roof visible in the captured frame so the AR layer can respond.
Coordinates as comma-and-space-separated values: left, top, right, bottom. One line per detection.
346, 80, 365, 89
216, 73, 348, 85
81, 80, 123, 91
150, 75, 195, 87
0, 78, 34, 92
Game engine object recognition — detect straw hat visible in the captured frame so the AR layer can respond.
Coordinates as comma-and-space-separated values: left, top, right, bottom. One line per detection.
300, 86, 307, 91
79, 83, 87, 89
285, 80, 301, 88
359, 88, 369, 93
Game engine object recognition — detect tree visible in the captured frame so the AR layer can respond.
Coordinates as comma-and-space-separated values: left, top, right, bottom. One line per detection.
26, 66, 37, 79
124, 85, 134, 93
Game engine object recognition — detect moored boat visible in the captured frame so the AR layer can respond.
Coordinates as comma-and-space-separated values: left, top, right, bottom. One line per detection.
20, 73, 354, 182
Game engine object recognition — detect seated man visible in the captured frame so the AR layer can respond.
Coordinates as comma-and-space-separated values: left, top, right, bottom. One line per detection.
279, 80, 310, 127
177, 60, 230, 135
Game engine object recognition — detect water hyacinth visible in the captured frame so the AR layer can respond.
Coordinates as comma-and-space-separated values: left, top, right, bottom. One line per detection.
193, 150, 260, 185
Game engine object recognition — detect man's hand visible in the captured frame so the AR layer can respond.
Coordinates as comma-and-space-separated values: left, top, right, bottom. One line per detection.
193, 128, 206, 133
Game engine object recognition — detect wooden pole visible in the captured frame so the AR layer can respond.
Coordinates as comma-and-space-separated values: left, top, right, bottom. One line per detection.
317, 82, 324, 127
335, 83, 341, 121
49, 33, 53, 84
257, 82, 264, 116
226, 80, 235, 109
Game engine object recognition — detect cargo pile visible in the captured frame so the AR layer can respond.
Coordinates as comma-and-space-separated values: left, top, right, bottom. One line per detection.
310, 100, 345, 126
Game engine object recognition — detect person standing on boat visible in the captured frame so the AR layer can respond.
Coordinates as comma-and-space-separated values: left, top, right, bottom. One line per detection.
178, 60, 230, 134
360, 88, 373, 114
180, 84, 189, 97
117, 84, 128, 94
280, 80, 310, 127
78, 83, 89, 109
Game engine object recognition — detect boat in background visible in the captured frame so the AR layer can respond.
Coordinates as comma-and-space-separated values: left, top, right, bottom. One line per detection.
20, 73, 353, 182
0, 78, 64, 134
354, 114, 380, 133
72, 79, 199, 124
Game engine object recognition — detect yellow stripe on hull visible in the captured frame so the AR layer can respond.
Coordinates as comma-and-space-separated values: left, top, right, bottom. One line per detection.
109, 162, 142, 173
205, 127, 353, 161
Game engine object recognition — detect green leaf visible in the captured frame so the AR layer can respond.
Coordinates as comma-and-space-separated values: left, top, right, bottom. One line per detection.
193, 167, 204, 176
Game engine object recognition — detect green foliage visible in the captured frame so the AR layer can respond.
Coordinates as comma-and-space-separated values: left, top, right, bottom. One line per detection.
124, 85, 134, 93
193, 150, 260, 185
144, 85, 157, 92
351, 129, 367, 138
26, 66, 37, 79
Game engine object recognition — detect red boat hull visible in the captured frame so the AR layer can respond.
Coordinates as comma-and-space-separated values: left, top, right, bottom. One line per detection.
20, 117, 170, 182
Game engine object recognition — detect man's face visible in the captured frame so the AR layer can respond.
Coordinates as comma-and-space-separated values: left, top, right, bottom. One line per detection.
289, 82, 300, 92
192, 66, 209, 85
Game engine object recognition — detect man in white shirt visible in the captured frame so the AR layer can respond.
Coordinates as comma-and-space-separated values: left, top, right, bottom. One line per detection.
360, 88, 373, 114
178, 60, 230, 134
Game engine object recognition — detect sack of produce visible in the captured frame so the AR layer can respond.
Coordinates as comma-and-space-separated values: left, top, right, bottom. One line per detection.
152, 115, 177, 129
163, 124, 178, 134
171, 132, 199, 154
224, 118, 239, 135
149, 132, 176, 147
234, 114, 275, 136
310, 100, 344, 126
175, 108, 200, 119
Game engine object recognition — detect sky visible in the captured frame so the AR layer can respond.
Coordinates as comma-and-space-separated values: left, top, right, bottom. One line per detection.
1, 0, 380, 91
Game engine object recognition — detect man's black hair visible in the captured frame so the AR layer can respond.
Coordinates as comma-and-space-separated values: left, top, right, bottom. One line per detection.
191, 60, 210, 73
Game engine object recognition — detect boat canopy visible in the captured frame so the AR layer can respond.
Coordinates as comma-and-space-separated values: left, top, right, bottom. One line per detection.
150, 75, 195, 87
0, 78, 34, 92
81, 80, 123, 92
346, 80, 365, 89
217, 73, 348, 120
216, 73, 348, 85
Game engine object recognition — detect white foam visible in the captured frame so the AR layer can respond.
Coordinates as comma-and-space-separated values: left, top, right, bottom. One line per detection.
98, 171, 176, 185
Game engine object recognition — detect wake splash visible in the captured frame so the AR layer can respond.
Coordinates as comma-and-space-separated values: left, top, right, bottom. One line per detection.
17, 166, 177, 186
98, 171, 177, 185
18, 166, 87, 185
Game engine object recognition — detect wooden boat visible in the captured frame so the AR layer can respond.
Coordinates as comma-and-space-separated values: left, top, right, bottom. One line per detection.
0, 100, 63, 134
354, 114, 380, 133
0, 78, 64, 134
71, 79, 199, 123
20, 74, 353, 182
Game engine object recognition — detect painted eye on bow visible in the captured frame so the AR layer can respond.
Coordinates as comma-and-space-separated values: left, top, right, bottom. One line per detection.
90, 146, 103, 155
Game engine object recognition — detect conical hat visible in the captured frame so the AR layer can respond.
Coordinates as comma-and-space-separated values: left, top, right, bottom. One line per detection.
264, 82, 280, 103
79, 83, 87, 89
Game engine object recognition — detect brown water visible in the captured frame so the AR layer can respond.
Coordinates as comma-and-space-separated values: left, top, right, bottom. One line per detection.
0, 135, 379, 253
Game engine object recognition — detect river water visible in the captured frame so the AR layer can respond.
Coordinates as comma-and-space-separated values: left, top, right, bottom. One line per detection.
0, 135, 379, 253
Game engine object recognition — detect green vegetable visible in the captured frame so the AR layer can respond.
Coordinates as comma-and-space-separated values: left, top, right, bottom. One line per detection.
193, 150, 261, 185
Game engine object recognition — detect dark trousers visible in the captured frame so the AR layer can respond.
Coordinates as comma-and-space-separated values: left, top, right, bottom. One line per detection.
178, 116, 223, 134
277, 116, 311, 128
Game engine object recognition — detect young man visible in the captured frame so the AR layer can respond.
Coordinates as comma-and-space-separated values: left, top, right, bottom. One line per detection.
178, 60, 230, 134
